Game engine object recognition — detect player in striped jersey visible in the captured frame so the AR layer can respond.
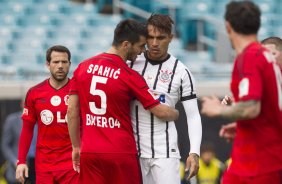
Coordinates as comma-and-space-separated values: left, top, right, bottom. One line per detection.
128, 14, 202, 184
16, 45, 79, 184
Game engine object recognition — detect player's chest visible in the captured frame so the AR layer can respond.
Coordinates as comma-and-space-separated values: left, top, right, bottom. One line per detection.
143, 67, 181, 92
34, 92, 69, 124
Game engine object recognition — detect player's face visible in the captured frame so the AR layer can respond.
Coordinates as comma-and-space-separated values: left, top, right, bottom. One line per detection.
264, 43, 282, 67
47, 51, 71, 82
127, 36, 146, 62
146, 24, 173, 61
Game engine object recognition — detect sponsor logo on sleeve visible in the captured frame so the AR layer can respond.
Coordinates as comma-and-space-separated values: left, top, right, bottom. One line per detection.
23, 108, 28, 116
239, 78, 249, 98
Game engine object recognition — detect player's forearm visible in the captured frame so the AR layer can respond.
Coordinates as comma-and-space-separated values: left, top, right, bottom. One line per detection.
68, 116, 80, 148
17, 121, 35, 165
149, 104, 179, 121
220, 100, 261, 121
67, 95, 81, 148
183, 99, 202, 155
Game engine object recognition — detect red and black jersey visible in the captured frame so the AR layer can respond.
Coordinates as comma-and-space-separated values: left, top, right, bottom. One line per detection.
70, 53, 160, 154
18, 79, 72, 172
230, 42, 282, 176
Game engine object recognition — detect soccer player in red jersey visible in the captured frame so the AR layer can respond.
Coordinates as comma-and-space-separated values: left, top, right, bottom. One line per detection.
16, 45, 79, 184
201, 1, 282, 184
67, 19, 179, 184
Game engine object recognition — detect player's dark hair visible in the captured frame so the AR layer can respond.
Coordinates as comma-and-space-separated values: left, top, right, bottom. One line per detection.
261, 37, 282, 51
147, 14, 174, 34
112, 19, 147, 47
225, 0, 260, 35
46, 45, 71, 62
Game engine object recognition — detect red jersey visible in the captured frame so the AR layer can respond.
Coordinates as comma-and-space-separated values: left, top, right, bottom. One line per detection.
230, 42, 282, 176
18, 79, 73, 172
70, 53, 160, 154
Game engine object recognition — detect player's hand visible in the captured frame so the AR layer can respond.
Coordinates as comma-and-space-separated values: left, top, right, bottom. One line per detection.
219, 122, 237, 142
72, 147, 80, 173
221, 95, 233, 105
201, 95, 222, 117
16, 164, 29, 184
185, 153, 199, 180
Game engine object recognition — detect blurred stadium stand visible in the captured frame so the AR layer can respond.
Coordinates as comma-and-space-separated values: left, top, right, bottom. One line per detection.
1, 0, 280, 95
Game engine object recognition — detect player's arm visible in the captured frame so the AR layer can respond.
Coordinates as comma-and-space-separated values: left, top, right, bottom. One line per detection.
16, 120, 35, 184
201, 95, 261, 121
182, 99, 202, 179
67, 94, 81, 172
148, 104, 179, 121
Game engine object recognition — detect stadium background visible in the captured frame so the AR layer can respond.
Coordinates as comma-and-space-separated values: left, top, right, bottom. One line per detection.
0, 0, 279, 167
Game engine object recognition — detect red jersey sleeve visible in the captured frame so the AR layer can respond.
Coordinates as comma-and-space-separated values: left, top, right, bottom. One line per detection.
18, 89, 36, 165
127, 70, 160, 109
237, 51, 264, 101
22, 89, 37, 123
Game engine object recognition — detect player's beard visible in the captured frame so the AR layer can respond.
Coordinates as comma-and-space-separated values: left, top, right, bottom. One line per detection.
127, 47, 138, 62
51, 71, 68, 82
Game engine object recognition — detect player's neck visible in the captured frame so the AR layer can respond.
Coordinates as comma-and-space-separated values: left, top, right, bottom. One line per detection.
107, 47, 126, 62
233, 33, 258, 55
49, 77, 68, 90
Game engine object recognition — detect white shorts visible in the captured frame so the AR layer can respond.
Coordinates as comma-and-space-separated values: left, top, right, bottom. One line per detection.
139, 157, 180, 184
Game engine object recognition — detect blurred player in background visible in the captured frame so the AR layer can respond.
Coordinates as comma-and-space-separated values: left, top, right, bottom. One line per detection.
16, 45, 79, 184
262, 36, 282, 69
67, 19, 179, 184
128, 14, 202, 184
197, 142, 224, 184
1, 100, 37, 184
220, 36, 282, 142
201, 1, 282, 184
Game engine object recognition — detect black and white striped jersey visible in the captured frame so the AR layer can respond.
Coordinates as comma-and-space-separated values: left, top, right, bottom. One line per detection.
128, 52, 197, 158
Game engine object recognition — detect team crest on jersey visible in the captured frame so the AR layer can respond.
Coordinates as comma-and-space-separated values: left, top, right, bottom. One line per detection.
40, 110, 54, 125
64, 95, 69, 106
159, 69, 172, 83
50, 95, 61, 106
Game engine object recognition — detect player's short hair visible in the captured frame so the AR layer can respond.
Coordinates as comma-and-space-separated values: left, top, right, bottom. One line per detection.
224, 0, 261, 35
112, 19, 147, 47
46, 45, 71, 63
147, 14, 174, 35
261, 37, 282, 51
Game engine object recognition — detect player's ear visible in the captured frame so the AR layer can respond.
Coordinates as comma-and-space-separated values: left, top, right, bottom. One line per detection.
46, 61, 50, 69
168, 34, 173, 42
121, 41, 131, 50
225, 21, 232, 35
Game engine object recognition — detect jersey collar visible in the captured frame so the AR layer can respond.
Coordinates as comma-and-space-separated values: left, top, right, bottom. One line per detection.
144, 51, 171, 65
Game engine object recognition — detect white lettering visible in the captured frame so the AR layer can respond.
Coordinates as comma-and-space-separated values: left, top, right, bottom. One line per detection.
87, 64, 94, 73
87, 64, 121, 79
85, 114, 121, 128
57, 111, 66, 123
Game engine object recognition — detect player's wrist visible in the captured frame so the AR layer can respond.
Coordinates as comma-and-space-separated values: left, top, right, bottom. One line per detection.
16, 160, 26, 166
189, 152, 199, 158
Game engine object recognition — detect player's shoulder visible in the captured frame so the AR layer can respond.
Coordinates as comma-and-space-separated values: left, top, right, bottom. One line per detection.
28, 79, 48, 92
169, 54, 191, 73
245, 42, 274, 63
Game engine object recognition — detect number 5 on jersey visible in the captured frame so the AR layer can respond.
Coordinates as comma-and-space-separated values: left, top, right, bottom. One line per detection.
89, 76, 108, 115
